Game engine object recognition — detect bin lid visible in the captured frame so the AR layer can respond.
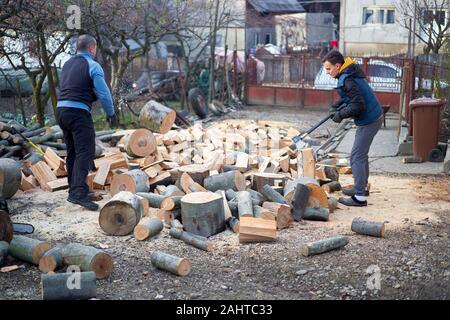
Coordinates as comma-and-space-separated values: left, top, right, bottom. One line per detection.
410, 97, 447, 109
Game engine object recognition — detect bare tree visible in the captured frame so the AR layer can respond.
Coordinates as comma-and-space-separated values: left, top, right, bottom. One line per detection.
397, 0, 450, 54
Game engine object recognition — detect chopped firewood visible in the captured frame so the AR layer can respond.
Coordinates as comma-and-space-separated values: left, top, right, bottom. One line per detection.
239, 217, 276, 243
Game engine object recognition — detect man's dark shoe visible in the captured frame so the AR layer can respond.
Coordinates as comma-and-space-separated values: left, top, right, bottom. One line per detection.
342, 187, 370, 197
338, 195, 367, 207
68, 196, 99, 211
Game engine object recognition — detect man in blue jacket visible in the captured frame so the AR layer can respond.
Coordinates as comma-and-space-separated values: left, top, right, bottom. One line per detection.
323, 50, 383, 207
57, 34, 117, 210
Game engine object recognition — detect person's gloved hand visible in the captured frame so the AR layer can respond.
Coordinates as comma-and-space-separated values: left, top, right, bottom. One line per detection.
107, 114, 118, 128
332, 111, 343, 123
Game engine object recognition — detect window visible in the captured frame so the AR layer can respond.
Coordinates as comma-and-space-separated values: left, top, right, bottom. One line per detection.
422, 9, 446, 25
368, 65, 398, 79
436, 10, 446, 25
254, 33, 260, 46
363, 8, 375, 24
377, 10, 385, 23
387, 10, 395, 24
265, 33, 271, 44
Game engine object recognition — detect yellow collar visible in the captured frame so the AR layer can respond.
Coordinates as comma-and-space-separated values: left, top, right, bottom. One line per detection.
339, 57, 357, 73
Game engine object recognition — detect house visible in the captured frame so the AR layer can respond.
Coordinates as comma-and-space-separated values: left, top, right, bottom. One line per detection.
339, 0, 449, 56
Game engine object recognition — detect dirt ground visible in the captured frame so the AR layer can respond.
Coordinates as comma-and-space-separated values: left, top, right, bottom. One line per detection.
1, 106, 449, 300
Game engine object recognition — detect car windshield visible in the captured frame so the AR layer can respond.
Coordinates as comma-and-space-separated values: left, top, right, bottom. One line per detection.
367, 65, 398, 78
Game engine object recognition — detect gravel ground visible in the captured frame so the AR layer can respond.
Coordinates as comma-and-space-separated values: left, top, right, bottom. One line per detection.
1, 106, 449, 300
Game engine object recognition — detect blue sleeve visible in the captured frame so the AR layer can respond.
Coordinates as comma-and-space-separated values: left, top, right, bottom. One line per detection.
89, 61, 115, 117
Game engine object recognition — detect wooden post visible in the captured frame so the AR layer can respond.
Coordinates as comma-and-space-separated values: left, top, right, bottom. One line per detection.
150, 251, 191, 276
41, 271, 96, 300
301, 236, 349, 257
351, 218, 386, 238
134, 217, 164, 241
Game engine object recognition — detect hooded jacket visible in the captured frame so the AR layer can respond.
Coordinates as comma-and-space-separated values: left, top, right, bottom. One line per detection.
333, 58, 383, 126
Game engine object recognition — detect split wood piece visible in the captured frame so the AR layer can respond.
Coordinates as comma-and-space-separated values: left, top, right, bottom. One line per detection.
253, 205, 275, 220
41, 271, 96, 300
86, 173, 95, 192
94, 153, 127, 170
324, 165, 339, 182
170, 219, 184, 230
136, 196, 149, 217
61, 243, 113, 279
252, 172, 286, 192
169, 228, 212, 252
262, 202, 293, 230
170, 196, 183, 210
163, 185, 185, 197
8, 235, 51, 265
227, 216, 240, 233
149, 171, 172, 188
258, 157, 270, 173
181, 192, 225, 238
150, 251, 191, 276
203, 170, 246, 192
301, 148, 315, 178
99, 191, 143, 236
217, 190, 232, 221
93, 162, 111, 189
260, 184, 289, 205
144, 164, 162, 179
279, 155, 290, 173
239, 217, 277, 243
178, 172, 207, 194
136, 192, 174, 210
30, 161, 57, 191
134, 217, 164, 241
139, 100, 176, 134
0, 159, 23, 198
351, 218, 386, 238
283, 177, 319, 201
155, 210, 175, 226
236, 191, 253, 217
0, 210, 13, 243
0, 240, 9, 265
110, 169, 149, 196
38, 245, 65, 273
301, 235, 349, 257
339, 167, 352, 174
123, 128, 156, 157
303, 208, 330, 221
291, 183, 310, 222
328, 197, 338, 213
43, 147, 66, 172
46, 178, 69, 192
306, 184, 329, 209
175, 164, 210, 185
322, 181, 341, 194
235, 152, 249, 173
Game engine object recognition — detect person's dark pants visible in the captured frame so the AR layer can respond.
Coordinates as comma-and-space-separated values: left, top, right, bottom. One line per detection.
56, 107, 95, 200
350, 116, 383, 197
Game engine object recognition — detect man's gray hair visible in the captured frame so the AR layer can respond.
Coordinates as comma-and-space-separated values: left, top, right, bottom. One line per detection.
77, 34, 97, 51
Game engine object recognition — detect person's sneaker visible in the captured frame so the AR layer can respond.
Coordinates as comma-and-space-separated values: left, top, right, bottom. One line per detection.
338, 195, 367, 207
67, 196, 99, 211
342, 187, 370, 197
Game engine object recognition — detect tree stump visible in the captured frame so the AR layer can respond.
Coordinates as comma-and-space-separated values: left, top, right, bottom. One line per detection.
123, 128, 156, 157
180, 192, 225, 237
41, 271, 96, 300
99, 191, 143, 236
61, 243, 113, 279
303, 208, 330, 221
169, 228, 212, 252
203, 170, 246, 192
351, 218, 386, 238
0, 240, 9, 265
0, 158, 22, 200
283, 177, 318, 201
134, 217, 164, 241
301, 235, 349, 257
139, 100, 176, 134
39, 245, 65, 273
252, 173, 286, 192
8, 235, 51, 265
0, 210, 13, 243
110, 169, 149, 196
151, 251, 191, 276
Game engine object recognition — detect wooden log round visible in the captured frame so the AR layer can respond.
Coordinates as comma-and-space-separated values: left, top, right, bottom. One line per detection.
180, 192, 225, 237
227, 216, 240, 233
252, 172, 287, 192
351, 218, 386, 238
0, 158, 22, 200
134, 217, 164, 241
139, 100, 177, 134
236, 191, 253, 217
61, 243, 113, 279
0, 240, 9, 265
307, 184, 329, 209
246, 188, 266, 205
253, 205, 275, 220
303, 208, 330, 221
39, 245, 64, 273
99, 191, 143, 236
225, 189, 237, 201
8, 235, 51, 265
150, 251, 191, 276
175, 164, 209, 185
301, 235, 349, 257
110, 169, 149, 196
0, 210, 13, 243
260, 184, 289, 205
170, 219, 184, 230
262, 202, 293, 230
41, 271, 96, 300
203, 170, 246, 192
163, 185, 185, 197
328, 196, 339, 213
291, 183, 310, 221
169, 228, 212, 252
123, 128, 156, 157
283, 177, 319, 201
137, 192, 174, 210
322, 181, 342, 194
178, 172, 207, 194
